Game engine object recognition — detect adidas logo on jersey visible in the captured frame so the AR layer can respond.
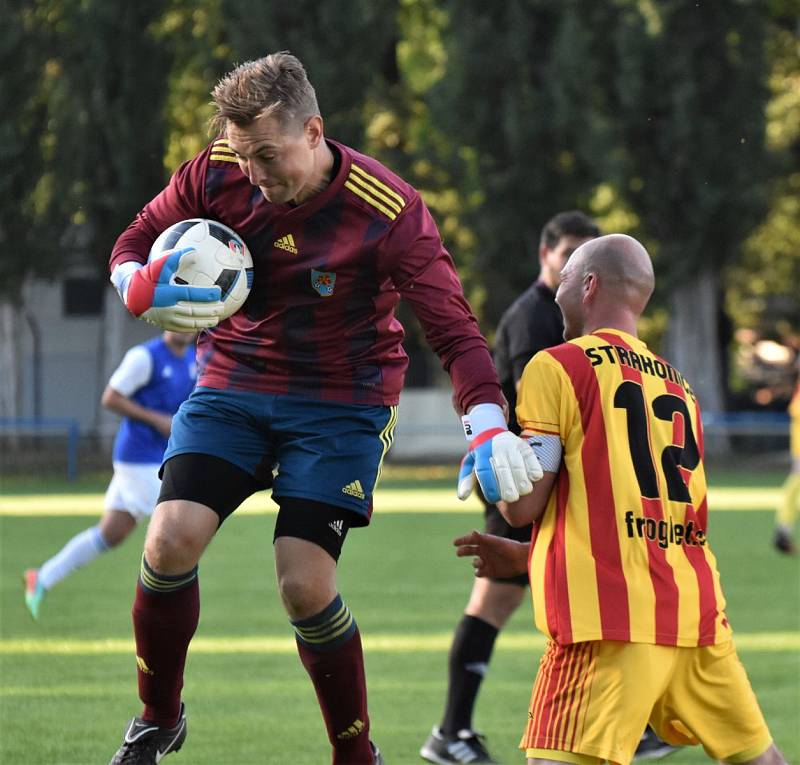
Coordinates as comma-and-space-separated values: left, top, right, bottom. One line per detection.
328, 519, 344, 537
274, 234, 298, 254
341, 480, 365, 499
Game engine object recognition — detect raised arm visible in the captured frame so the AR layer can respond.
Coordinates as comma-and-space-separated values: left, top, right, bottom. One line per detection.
383, 196, 542, 503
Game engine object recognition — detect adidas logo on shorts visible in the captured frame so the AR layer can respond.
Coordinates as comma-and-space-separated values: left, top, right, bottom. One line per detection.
341, 480, 365, 499
329, 519, 344, 537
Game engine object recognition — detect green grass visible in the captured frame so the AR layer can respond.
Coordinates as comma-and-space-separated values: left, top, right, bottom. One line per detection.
1, 469, 798, 764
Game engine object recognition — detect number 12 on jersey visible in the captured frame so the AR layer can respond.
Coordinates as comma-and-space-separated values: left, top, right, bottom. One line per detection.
614, 380, 700, 503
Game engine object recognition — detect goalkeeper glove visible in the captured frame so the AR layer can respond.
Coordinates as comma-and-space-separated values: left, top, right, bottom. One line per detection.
111, 248, 225, 331
456, 403, 543, 503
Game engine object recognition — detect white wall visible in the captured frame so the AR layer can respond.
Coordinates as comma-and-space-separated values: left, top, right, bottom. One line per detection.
17, 281, 160, 434
390, 389, 466, 461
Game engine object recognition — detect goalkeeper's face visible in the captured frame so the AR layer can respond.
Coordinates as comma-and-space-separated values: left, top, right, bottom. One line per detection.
227, 113, 326, 206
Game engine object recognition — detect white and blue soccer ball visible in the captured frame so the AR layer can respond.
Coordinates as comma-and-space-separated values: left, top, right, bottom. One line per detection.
149, 218, 254, 320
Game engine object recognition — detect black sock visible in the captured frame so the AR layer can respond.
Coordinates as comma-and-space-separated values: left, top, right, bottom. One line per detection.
440, 615, 499, 735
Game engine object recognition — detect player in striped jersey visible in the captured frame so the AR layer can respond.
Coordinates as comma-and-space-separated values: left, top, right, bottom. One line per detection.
455, 235, 785, 764
774, 376, 799, 554
423, 211, 602, 765
107, 52, 540, 765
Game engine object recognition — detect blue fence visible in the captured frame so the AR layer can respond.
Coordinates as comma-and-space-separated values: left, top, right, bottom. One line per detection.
702, 410, 791, 437
0, 412, 790, 481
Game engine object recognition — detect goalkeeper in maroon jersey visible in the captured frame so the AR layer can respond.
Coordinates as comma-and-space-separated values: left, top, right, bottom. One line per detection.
106, 52, 541, 765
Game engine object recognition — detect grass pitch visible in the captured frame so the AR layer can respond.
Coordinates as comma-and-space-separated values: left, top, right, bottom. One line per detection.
1, 467, 798, 764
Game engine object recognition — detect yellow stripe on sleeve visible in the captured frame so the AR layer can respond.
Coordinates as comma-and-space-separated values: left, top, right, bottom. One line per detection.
345, 180, 398, 221
350, 164, 406, 209
347, 171, 404, 215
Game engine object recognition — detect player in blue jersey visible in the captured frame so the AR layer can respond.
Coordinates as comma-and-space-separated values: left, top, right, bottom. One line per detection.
24, 330, 196, 619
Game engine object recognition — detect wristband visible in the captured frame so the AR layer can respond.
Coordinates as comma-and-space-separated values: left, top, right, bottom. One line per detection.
110, 261, 143, 302
461, 402, 507, 442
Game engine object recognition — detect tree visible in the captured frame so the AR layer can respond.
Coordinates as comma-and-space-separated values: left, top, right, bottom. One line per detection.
1, 0, 176, 425
610, 1, 769, 414
43, 0, 174, 275
220, 0, 400, 148
428, 0, 619, 326
0, 1, 60, 298
0, 1, 63, 419
726, 9, 800, 338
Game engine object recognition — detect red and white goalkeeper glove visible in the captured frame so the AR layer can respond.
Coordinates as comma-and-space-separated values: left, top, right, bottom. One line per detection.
456, 403, 543, 503
111, 248, 225, 331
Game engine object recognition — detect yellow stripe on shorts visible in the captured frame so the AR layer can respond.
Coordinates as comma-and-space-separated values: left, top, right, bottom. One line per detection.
373, 405, 398, 491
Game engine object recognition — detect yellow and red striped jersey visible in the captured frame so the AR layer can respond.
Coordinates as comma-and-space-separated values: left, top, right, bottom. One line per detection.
517, 328, 731, 647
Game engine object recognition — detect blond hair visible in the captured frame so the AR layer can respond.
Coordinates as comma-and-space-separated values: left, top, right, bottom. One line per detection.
210, 51, 319, 135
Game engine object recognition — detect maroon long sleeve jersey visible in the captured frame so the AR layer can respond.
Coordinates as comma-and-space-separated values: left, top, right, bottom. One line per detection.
111, 138, 502, 411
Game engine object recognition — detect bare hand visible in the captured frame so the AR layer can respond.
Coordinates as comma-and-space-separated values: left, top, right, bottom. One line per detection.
453, 530, 530, 579
152, 413, 173, 438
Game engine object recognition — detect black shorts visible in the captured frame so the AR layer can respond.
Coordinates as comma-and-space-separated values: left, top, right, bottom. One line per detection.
159, 453, 352, 561
479, 486, 531, 587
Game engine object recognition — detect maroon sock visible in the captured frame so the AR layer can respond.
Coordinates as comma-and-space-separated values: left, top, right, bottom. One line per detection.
294, 598, 372, 765
132, 563, 199, 728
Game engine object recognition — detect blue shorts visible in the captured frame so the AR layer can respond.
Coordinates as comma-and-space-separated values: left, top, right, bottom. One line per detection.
164, 387, 398, 524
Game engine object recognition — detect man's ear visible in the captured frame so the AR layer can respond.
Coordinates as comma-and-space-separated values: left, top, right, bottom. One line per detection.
538, 242, 549, 267
305, 115, 324, 148
582, 272, 599, 303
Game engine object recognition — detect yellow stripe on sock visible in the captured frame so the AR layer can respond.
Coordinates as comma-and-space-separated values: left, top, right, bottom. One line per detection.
298, 613, 355, 645
295, 604, 350, 638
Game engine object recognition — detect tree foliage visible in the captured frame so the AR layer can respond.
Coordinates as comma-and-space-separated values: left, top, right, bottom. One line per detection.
610, 1, 768, 285
727, 10, 800, 337
1, 0, 175, 292
3, 0, 797, 407
0, 1, 59, 300
220, 0, 400, 147
428, 0, 619, 323
604, 1, 770, 411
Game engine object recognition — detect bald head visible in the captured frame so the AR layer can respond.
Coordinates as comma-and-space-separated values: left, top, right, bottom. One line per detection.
555, 234, 656, 340
572, 234, 655, 314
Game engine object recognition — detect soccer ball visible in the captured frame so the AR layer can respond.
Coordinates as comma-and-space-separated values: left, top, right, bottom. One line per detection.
149, 218, 253, 320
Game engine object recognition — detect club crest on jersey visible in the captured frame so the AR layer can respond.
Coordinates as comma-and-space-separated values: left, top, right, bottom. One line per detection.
311, 270, 336, 297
